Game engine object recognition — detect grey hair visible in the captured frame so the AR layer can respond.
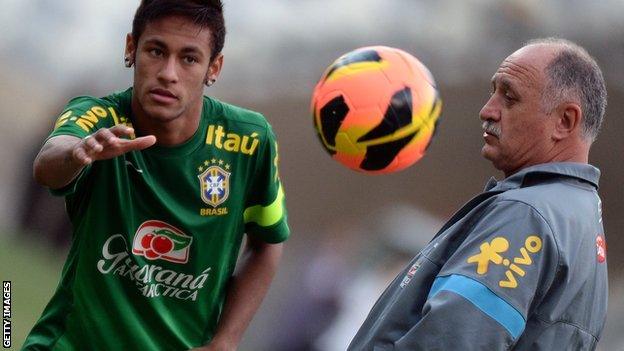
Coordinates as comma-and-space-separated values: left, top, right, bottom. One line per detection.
525, 38, 607, 142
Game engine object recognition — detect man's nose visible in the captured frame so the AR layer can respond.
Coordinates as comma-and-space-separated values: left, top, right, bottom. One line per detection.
479, 96, 499, 122
158, 57, 179, 83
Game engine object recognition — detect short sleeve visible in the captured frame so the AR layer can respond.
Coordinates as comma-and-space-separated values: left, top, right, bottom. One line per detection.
47, 96, 120, 196
243, 125, 290, 243
395, 199, 559, 350
48, 96, 120, 140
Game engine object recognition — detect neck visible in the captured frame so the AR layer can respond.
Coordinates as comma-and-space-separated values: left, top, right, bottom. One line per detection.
550, 139, 590, 164
503, 140, 590, 178
130, 96, 203, 147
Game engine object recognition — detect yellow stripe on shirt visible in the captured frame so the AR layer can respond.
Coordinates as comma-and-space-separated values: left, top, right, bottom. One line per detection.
243, 184, 285, 227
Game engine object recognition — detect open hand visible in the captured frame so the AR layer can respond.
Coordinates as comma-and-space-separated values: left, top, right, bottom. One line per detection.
73, 125, 156, 165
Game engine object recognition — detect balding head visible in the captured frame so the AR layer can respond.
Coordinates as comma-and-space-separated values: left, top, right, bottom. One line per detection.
479, 38, 605, 176
524, 38, 607, 142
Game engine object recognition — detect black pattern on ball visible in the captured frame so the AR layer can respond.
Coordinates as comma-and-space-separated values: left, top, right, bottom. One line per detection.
358, 87, 413, 142
360, 130, 418, 171
319, 95, 350, 153
324, 49, 382, 82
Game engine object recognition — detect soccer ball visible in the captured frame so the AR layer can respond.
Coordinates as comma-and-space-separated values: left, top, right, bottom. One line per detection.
311, 46, 442, 174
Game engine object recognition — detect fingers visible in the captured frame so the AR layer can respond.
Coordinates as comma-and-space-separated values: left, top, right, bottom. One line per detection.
84, 134, 104, 153
123, 135, 157, 152
72, 134, 103, 165
72, 126, 157, 163
108, 124, 136, 138
99, 125, 156, 151
90, 128, 119, 149
72, 138, 94, 165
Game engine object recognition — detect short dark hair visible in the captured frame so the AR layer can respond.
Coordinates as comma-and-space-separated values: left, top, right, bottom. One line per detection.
132, 0, 226, 62
526, 38, 607, 142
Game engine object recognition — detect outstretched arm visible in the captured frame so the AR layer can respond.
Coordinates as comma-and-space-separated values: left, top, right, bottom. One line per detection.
33, 125, 156, 189
194, 236, 283, 351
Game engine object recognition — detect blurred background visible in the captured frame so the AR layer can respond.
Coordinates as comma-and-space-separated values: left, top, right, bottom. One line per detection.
0, 0, 623, 350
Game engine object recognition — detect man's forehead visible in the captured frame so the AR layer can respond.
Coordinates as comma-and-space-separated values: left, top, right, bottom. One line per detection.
492, 46, 551, 89
490, 73, 516, 91
140, 16, 212, 51
492, 62, 538, 87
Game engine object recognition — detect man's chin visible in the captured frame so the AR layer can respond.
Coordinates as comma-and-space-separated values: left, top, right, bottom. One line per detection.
481, 145, 494, 160
143, 105, 182, 122
481, 146, 502, 167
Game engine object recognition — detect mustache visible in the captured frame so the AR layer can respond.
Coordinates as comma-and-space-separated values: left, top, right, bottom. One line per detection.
482, 121, 501, 137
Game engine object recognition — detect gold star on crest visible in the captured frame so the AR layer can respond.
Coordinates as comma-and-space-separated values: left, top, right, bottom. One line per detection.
218, 160, 224, 165
204, 160, 209, 166
198, 166, 204, 172
211, 158, 217, 164
225, 164, 230, 170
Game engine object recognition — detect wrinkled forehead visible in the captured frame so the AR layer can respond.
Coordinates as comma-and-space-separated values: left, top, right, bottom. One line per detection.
493, 44, 556, 90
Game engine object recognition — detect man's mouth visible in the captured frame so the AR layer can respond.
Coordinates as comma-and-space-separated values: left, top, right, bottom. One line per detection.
482, 121, 500, 138
149, 88, 178, 104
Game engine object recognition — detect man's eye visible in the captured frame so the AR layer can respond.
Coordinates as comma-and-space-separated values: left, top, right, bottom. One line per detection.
149, 48, 163, 57
183, 56, 198, 64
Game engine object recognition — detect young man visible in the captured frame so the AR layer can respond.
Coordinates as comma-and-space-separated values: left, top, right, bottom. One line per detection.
349, 38, 608, 350
23, 1, 289, 350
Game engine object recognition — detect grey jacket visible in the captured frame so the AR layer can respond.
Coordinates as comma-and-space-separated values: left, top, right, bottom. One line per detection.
348, 163, 607, 351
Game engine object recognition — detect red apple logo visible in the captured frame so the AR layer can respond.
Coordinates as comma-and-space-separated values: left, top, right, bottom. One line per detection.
152, 235, 174, 255
141, 233, 155, 250
132, 221, 192, 263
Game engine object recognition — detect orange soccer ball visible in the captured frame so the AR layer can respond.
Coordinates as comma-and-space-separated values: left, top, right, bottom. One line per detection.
311, 46, 442, 174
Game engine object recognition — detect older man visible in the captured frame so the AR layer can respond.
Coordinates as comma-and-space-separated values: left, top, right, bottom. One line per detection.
349, 38, 608, 350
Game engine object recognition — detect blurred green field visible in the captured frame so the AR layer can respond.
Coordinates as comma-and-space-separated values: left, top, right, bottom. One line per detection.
0, 233, 67, 350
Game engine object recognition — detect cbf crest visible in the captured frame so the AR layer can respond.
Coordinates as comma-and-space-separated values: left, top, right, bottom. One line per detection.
197, 159, 231, 216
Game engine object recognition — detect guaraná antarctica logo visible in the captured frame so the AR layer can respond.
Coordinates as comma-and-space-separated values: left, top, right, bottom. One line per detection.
97, 220, 211, 301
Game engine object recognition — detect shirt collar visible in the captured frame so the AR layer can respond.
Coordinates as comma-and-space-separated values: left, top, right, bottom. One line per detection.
484, 162, 600, 192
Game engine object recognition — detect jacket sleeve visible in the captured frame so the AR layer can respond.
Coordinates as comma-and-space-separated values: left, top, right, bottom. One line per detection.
394, 199, 559, 351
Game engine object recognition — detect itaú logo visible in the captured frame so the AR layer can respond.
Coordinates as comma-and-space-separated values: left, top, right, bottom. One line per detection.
132, 220, 193, 264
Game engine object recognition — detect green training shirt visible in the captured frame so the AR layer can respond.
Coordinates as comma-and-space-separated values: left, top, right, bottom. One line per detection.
22, 88, 290, 350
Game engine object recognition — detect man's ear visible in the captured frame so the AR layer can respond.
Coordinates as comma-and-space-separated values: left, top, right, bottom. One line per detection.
124, 33, 136, 67
552, 102, 582, 141
205, 53, 224, 86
